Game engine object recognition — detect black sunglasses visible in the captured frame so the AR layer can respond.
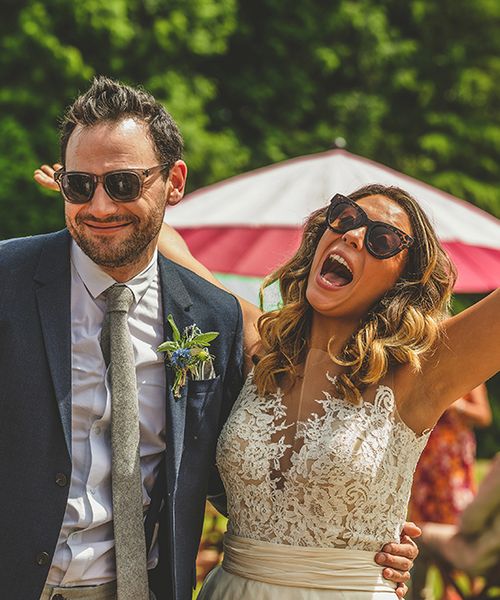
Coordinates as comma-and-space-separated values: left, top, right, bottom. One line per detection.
326, 194, 414, 259
54, 163, 170, 204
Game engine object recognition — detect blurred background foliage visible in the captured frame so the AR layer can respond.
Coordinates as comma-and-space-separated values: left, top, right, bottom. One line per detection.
1, 0, 499, 456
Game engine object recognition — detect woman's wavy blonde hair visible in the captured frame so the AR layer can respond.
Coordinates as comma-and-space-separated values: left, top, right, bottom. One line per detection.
253, 184, 457, 404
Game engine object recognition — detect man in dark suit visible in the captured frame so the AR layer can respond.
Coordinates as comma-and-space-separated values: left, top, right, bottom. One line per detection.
0, 76, 242, 600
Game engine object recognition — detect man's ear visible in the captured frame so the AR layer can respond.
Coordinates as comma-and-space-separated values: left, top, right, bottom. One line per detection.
166, 160, 188, 206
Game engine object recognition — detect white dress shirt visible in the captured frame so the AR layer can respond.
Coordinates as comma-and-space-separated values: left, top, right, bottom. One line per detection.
47, 241, 166, 586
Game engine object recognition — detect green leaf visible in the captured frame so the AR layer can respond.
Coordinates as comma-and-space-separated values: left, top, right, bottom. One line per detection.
167, 314, 181, 343
157, 341, 178, 353
188, 332, 219, 346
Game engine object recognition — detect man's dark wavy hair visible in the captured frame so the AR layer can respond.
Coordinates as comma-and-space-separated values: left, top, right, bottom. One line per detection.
59, 76, 183, 174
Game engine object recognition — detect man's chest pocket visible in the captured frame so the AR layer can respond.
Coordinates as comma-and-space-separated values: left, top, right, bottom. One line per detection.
186, 375, 222, 436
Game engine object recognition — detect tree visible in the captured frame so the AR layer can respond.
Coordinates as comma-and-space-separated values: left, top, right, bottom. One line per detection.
2, 0, 500, 239
0, 0, 247, 238
205, 0, 500, 217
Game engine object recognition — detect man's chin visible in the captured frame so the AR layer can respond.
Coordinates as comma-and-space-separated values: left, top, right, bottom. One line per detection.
74, 234, 148, 269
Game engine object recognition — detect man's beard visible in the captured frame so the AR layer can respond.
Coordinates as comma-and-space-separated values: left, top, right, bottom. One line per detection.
67, 205, 164, 268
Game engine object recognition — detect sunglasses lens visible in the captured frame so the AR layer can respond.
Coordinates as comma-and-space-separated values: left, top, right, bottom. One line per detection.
368, 224, 402, 257
328, 202, 362, 232
105, 172, 141, 202
61, 173, 94, 204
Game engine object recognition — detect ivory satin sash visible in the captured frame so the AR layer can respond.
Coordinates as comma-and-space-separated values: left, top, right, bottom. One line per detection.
222, 533, 397, 592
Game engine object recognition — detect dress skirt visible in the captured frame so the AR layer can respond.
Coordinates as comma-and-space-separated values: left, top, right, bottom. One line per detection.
197, 534, 398, 600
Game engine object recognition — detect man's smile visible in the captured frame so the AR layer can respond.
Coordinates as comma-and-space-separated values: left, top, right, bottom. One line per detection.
84, 221, 133, 233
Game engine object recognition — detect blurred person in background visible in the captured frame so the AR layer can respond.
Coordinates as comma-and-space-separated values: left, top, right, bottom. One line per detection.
410, 384, 492, 525
408, 384, 492, 599
420, 453, 500, 596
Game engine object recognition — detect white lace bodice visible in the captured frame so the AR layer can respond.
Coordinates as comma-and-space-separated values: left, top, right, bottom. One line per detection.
216, 357, 430, 552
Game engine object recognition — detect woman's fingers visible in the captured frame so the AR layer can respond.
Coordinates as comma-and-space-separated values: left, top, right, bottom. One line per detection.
33, 169, 56, 191
381, 567, 411, 583
379, 536, 419, 562
375, 535, 417, 585
400, 521, 422, 539
375, 552, 414, 571
33, 163, 61, 192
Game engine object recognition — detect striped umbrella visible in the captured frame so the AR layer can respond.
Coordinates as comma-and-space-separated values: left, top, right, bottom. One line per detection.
166, 149, 500, 301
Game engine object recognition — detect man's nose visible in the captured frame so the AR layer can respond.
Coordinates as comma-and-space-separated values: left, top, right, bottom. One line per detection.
87, 182, 118, 218
341, 227, 366, 251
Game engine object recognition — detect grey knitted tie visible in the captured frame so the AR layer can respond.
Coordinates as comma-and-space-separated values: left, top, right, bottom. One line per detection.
101, 284, 150, 600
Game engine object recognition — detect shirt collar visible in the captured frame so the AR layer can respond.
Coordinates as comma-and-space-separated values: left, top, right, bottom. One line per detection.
70, 240, 158, 304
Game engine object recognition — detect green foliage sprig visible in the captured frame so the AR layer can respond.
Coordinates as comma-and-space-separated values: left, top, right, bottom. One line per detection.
158, 314, 219, 398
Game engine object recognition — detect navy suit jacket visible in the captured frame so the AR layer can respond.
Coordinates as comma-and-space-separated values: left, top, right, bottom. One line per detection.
0, 230, 243, 600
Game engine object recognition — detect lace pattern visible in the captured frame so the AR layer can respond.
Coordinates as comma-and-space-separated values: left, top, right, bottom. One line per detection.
216, 371, 430, 551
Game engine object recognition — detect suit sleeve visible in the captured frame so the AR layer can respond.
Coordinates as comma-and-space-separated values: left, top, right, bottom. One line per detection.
207, 295, 244, 516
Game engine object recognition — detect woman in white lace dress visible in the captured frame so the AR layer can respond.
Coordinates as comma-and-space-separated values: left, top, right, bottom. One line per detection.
190, 184, 498, 600
34, 169, 499, 599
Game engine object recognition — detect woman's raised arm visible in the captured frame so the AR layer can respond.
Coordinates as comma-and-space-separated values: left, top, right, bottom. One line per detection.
158, 224, 262, 367
399, 289, 500, 433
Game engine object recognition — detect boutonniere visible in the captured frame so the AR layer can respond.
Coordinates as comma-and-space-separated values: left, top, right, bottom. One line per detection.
158, 314, 219, 398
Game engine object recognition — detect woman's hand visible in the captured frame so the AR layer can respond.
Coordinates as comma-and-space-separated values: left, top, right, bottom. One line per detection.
33, 163, 62, 192
375, 521, 421, 598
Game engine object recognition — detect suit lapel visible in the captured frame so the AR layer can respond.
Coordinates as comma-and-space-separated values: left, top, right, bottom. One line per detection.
158, 257, 193, 493
34, 230, 72, 456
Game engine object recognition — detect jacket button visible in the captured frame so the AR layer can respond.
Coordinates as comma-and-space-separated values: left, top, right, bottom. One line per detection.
55, 473, 68, 487
36, 551, 50, 565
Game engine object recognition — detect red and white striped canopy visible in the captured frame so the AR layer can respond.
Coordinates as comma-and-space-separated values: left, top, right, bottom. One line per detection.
166, 149, 500, 300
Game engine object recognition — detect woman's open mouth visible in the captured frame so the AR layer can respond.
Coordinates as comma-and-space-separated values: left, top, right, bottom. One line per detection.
320, 253, 354, 287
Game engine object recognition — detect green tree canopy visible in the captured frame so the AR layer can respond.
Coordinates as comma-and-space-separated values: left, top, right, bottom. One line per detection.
0, 0, 246, 237
205, 0, 500, 217
2, 0, 500, 238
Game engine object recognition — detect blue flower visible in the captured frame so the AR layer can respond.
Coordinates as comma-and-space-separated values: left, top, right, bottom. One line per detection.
171, 347, 191, 368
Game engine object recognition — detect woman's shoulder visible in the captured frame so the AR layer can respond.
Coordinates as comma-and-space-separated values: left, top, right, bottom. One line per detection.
389, 363, 439, 437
